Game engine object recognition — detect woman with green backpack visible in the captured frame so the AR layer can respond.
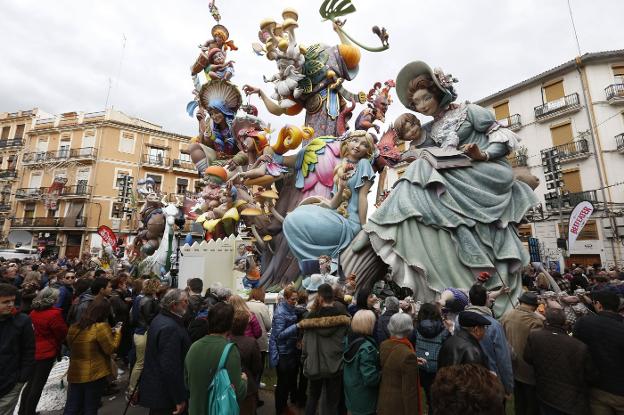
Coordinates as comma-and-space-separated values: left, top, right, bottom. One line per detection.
184, 302, 248, 415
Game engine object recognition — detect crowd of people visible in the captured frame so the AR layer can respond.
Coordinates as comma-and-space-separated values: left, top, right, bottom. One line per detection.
0, 255, 623, 415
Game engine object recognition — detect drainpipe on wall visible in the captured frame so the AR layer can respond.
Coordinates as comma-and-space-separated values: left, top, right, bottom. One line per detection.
575, 56, 622, 266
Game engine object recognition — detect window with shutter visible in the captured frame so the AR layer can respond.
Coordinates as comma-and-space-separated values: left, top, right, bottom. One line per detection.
562, 170, 582, 193
493, 102, 510, 121
119, 131, 136, 153
550, 123, 573, 147
14, 125, 25, 139
613, 65, 624, 83
543, 81, 565, 102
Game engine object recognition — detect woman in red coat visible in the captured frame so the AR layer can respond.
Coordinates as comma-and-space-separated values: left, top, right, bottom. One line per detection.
19, 287, 68, 415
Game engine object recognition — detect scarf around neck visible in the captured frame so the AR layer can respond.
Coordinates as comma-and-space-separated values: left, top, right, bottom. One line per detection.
390, 336, 414, 353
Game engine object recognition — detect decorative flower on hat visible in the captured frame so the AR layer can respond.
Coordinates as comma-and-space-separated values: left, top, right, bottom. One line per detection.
433, 67, 459, 101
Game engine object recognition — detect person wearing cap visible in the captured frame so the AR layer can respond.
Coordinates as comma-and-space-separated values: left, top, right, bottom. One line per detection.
500, 291, 543, 415
465, 284, 514, 399
573, 290, 624, 413
524, 308, 596, 415
437, 311, 490, 369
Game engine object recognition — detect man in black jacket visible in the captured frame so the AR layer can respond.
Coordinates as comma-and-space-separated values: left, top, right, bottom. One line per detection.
438, 311, 490, 369
574, 290, 624, 413
139, 288, 191, 415
0, 283, 35, 414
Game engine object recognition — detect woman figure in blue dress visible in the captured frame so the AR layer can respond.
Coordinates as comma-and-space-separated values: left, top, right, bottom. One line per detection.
283, 130, 376, 266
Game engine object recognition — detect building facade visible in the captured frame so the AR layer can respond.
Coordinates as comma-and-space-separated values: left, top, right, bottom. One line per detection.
10, 109, 199, 258
475, 50, 624, 269
0, 109, 43, 245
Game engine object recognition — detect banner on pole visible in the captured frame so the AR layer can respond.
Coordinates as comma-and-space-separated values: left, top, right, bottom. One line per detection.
97, 225, 118, 253
568, 201, 594, 249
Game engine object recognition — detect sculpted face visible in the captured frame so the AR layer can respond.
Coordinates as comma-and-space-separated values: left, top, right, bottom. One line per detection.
208, 108, 225, 125
347, 134, 371, 160
410, 88, 440, 117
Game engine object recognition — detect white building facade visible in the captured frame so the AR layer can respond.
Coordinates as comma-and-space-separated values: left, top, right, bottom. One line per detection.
475, 50, 624, 270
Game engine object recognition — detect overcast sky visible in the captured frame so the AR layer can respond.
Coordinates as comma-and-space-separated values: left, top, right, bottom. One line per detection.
2, 0, 623, 137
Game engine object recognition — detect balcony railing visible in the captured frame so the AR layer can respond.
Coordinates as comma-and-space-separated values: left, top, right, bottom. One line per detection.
0, 204, 10, 212
22, 147, 97, 164
616, 133, 624, 152
11, 217, 87, 228
0, 139, 24, 148
546, 190, 600, 210
497, 114, 522, 131
0, 170, 18, 180
534, 93, 581, 121
142, 154, 170, 168
15, 185, 92, 199
507, 154, 528, 168
605, 84, 624, 102
542, 139, 589, 162
172, 159, 196, 171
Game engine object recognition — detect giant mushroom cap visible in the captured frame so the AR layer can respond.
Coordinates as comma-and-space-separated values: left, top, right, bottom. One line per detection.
240, 207, 264, 217
282, 18, 298, 30
260, 18, 276, 32
282, 8, 299, 21
259, 189, 279, 200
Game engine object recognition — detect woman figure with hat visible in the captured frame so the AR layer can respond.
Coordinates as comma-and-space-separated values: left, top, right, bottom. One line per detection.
363, 61, 538, 313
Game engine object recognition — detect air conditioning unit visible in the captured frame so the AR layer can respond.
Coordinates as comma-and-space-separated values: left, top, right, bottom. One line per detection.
172, 159, 181, 167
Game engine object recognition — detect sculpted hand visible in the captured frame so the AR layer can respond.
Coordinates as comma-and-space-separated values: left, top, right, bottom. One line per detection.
243, 85, 260, 96
461, 143, 487, 161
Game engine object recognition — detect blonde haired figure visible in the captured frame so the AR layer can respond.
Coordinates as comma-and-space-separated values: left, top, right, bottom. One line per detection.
283, 130, 375, 266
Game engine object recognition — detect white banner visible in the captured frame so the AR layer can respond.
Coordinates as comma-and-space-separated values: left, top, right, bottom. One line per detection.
568, 201, 594, 249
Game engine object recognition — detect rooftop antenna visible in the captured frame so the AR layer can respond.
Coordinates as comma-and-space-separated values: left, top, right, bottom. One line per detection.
566, 0, 582, 56
104, 33, 127, 109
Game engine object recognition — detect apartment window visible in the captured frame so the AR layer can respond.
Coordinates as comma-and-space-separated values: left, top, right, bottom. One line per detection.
82, 129, 96, 148
59, 136, 71, 158
14, 124, 25, 139
543, 80, 565, 103
115, 171, 132, 189
0, 127, 9, 140
24, 204, 35, 219
112, 202, 124, 219
177, 178, 188, 194
558, 220, 599, 240
194, 180, 203, 193
493, 102, 510, 122
146, 174, 162, 192
47, 208, 57, 218
148, 147, 165, 165
180, 152, 192, 163
550, 122, 573, 147
119, 131, 135, 154
562, 169, 582, 194
518, 224, 533, 240
614, 65, 624, 84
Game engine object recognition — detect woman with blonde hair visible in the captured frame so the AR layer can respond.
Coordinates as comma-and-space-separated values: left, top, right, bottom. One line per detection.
343, 309, 380, 415
283, 130, 376, 264
228, 295, 262, 339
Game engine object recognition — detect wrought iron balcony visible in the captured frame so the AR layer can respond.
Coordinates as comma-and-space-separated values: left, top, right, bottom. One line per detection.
0, 170, 18, 180
142, 154, 170, 169
542, 139, 589, 163
497, 114, 522, 131
507, 154, 528, 168
545, 189, 600, 211
616, 133, 624, 152
21, 147, 98, 165
172, 159, 196, 171
11, 217, 87, 228
605, 83, 624, 103
0, 139, 24, 148
534, 93, 581, 122
15, 185, 92, 199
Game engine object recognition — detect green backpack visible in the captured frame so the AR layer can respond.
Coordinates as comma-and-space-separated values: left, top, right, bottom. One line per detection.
206, 343, 239, 415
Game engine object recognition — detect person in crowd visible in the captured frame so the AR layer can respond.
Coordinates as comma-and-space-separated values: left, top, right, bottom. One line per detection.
285, 283, 350, 415
440, 297, 466, 335
377, 312, 424, 415
127, 278, 161, 401
246, 288, 271, 389
524, 308, 596, 415
438, 311, 490, 369
0, 283, 35, 414
19, 287, 68, 415
54, 270, 76, 321
185, 302, 247, 415
431, 363, 505, 415
373, 295, 399, 344
413, 302, 449, 413
570, 268, 589, 292
552, 271, 572, 294
68, 277, 111, 325
348, 287, 379, 316
228, 295, 262, 339
574, 290, 624, 413
269, 286, 300, 415
230, 311, 261, 415
139, 289, 191, 415
19, 271, 41, 315
465, 284, 514, 398
500, 291, 543, 415
109, 276, 131, 363
343, 310, 380, 415
65, 297, 121, 415
293, 290, 309, 409
185, 278, 204, 320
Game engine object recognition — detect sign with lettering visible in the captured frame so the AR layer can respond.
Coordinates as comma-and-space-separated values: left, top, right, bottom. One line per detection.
568, 201, 594, 249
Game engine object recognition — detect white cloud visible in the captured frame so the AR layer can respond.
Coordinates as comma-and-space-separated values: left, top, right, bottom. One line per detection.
1, 0, 622, 135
